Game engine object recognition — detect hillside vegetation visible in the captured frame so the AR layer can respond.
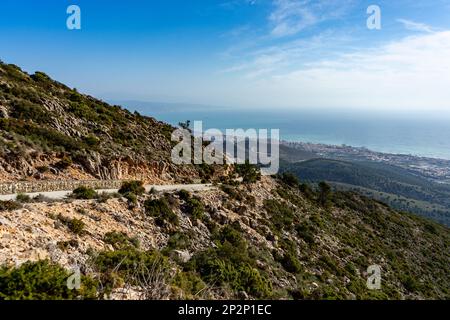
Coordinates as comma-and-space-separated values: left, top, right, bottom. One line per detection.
281, 159, 450, 226
0, 177, 448, 300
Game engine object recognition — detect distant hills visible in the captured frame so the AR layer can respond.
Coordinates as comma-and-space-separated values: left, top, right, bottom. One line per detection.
280, 158, 450, 226
280, 144, 316, 162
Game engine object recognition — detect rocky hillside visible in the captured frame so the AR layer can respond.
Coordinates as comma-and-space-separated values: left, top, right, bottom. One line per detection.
0, 61, 448, 300
0, 176, 448, 300
0, 61, 214, 183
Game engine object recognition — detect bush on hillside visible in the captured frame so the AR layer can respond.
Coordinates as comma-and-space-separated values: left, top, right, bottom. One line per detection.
177, 189, 191, 201
15, 193, 31, 203
91, 248, 170, 292
280, 172, 300, 187
263, 200, 295, 232
144, 198, 179, 227
103, 231, 139, 250
118, 181, 145, 196
184, 197, 205, 220
71, 186, 98, 200
235, 161, 261, 184
57, 215, 86, 235
0, 260, 97, 300
55, 156, 73, 170
0, 200, 22, 211
318, 181, 332, 208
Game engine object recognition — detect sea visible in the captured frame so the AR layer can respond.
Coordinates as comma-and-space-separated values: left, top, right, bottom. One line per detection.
117, 102, 450, 160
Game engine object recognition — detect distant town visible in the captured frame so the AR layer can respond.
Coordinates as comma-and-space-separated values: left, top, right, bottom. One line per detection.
282, 141, 450, 184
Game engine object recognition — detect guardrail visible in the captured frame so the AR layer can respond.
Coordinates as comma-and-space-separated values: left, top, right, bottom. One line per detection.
0, 180, 124, 195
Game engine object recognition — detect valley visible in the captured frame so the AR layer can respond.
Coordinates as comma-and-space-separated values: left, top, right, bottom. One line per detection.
280, 143, 450, 226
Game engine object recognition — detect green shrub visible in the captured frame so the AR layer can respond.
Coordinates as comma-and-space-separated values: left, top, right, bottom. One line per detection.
296, 223, 315, 245
92, 248, 169, 286
424, 223, 437, 235
9, 99, 49, 124
197, 162, 215, 182
118, 181, 145, 196
299, 183, 315, 200
103, 231, 139, 250
235, 161, 261, 183
280, 172, 300, 187
185, 197, 205, 220
277, 239, 303, 274
0, 260, 97, 300
58, 215, 85, 235
210, 225, 251, 265
172, 271, 206, 297
237, 264, 272, 298
177, 189, 190, 201
15, 193, 31, 203
31, 71, 52, 83
402, 275, 420, 292
263, 200, 295, 232
220, 185, 244, 201
36, 165, 49, 173
123, 192, 138, 207
319, 256, 341, 275
83, 135, 99, 147
166, 232, 191, 251
189, 226, 251, 271
280, 252, 302, 274
0, 200, 22, 211
144, 198, 179, 227
71, 186, 98, 200
214, 225, 245, 248
187, 224, 272, 298
55, 156, 73, 170
197, 259, 271, 298
318, 181, 332, 208
0, 118, 87, 153
68, 219, 85, 235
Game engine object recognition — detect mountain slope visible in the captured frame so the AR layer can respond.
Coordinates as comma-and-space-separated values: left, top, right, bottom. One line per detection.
0, 62, 209, 183
0, 176, 449, 300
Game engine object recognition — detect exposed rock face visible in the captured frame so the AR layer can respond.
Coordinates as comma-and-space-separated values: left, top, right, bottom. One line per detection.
171, 250, 192, 263
0, 197, 162, 268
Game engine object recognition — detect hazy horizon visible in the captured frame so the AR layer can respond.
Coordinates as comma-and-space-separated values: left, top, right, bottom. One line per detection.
111, 99, 450, 120
108, 100, 450, 160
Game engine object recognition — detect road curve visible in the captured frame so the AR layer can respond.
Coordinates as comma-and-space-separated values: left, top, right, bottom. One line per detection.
0, 184, 214, 201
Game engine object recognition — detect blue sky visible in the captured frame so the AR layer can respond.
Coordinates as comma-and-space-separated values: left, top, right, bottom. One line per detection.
1, 0, 450, 112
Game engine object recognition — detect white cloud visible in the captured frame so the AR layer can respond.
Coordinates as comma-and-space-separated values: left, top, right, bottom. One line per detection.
270, 0, 317, 37
214, 31, 450, 111
220, 30, 354, 77
397, 19, 434, 33
269, 0, 354, 37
